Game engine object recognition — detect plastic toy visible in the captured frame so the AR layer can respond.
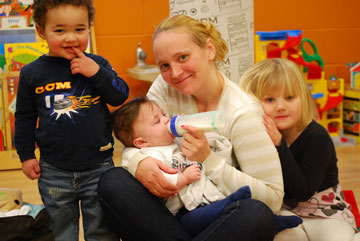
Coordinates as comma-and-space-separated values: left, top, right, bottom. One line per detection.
300, 38, 324, 69
255, 30, 344, 137
255, 30, 323, 79
343, 190, 360, 230
307, 74, 344, 137
255, 30, 302, 62
0, 188, 22, 212
350, 63, 360, 88
343, 87, 360, 143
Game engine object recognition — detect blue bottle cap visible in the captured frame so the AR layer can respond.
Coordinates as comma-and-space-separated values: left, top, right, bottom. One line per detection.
170, 116, 180, 137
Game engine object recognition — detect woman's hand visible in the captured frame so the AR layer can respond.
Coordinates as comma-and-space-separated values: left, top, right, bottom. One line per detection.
135, 157, 179, 198
263, 115, 282, 146
181, 125, 211, 163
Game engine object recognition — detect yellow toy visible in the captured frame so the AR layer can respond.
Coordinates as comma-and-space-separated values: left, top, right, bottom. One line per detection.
255, 30, 344, 137
0, 187, 23, 212
350, 63, 360, 88
255, 30, 323, 80
343, 87, 360, 143
308, 74, 344, 137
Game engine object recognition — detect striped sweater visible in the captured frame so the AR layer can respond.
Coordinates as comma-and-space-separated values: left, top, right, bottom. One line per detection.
122, 73, 284, 212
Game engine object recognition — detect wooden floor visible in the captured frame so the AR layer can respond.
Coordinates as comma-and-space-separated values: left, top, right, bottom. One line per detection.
0, 142, 359, 240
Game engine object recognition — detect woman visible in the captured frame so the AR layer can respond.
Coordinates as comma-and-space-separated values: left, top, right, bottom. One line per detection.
98, 15, 284, 241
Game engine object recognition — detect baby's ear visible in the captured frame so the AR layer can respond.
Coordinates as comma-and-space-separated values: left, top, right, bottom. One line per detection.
133, 137, 149, 148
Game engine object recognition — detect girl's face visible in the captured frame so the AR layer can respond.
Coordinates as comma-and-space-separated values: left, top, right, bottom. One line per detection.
153, 31, 214, 95
261, 89, 302, 132
37, 5, 90, 60
133, 103, 174, 148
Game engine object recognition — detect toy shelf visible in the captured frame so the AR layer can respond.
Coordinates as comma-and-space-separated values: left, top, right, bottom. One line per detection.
343, 87, 360, 143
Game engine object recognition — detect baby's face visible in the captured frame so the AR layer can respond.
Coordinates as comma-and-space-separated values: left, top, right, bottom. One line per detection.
133, 103, 174, 147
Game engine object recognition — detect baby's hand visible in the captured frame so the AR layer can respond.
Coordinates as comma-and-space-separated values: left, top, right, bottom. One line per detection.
263, 115, 282, 146
183, 164, 201, 184
70, 47, 99, 77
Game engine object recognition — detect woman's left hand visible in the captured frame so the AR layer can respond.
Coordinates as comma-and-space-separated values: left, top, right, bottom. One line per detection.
181, 125, 211, 163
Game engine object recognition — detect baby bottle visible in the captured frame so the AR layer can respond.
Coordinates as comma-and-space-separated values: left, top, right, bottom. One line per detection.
167, 110, 225, 137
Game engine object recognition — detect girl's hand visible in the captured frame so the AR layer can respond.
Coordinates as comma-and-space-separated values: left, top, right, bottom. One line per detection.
70, 47, 99, 77
180, 125, 211, 163
22, 158, 40, 180
135, 156, 179, 198
263, 115, 282, 146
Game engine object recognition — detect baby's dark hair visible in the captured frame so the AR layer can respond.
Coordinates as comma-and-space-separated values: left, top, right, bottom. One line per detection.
32, 0, 95, 29
111, 97, 151, 147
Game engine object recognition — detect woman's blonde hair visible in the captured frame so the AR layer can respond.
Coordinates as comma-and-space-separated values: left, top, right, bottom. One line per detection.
239, 58, 318, 131
153, 15, 228, 67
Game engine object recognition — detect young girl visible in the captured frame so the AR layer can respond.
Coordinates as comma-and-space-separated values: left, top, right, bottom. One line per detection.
239, 58, 358, 241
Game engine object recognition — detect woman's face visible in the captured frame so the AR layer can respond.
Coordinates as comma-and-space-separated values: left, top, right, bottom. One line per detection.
153, 31, 214, 95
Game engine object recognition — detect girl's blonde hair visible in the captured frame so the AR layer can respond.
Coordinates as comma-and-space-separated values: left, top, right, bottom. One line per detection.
153, 15, 228, 67
239, 58, 318, 131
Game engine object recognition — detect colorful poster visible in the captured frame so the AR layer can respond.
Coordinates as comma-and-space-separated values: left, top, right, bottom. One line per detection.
0, 1, 33, 29
4, 42, 48, 71
170, 0, 254, 83
0, 43, 5, 72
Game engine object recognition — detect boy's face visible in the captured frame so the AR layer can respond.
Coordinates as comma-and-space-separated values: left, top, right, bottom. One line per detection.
36, 5, 90, 60
133, 103, 175, 148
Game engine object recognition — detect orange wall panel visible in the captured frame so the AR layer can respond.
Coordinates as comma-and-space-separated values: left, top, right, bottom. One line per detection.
143, 0, 169, 34
93, 0, 144, 35
254, 0, 359, 29
95, 35, 154, 74
94, 0, 360, 98
254, 0, 360, 84
93, 0, 169, 100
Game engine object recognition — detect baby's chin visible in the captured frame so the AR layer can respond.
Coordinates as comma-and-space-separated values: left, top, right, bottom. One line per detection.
164, 137, 175, 146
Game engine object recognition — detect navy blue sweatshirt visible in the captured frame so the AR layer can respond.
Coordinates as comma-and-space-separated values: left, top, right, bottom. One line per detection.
15, 53, 129, 171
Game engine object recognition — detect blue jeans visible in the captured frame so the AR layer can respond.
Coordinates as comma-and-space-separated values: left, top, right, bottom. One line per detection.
38, 159, 117, 241
98, 167, 276, 241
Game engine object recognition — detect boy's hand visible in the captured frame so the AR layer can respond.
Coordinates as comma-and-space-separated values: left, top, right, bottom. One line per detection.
22, 158, 40, 180
263, 115, 282, 146
70, 47, 99, 77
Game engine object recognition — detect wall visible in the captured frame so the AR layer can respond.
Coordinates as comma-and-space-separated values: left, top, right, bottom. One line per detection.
93, 0, 169, 106
254, 0, 360, 84
94, 0, 360, 98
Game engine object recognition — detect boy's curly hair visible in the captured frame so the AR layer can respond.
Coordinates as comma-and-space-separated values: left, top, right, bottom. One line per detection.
32, 0, 95, 29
